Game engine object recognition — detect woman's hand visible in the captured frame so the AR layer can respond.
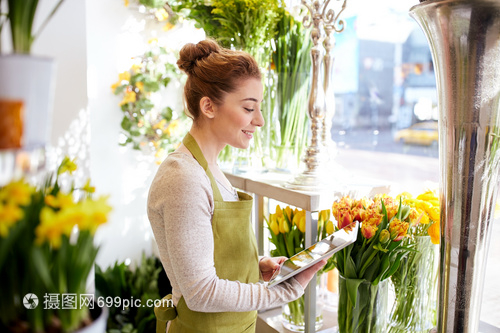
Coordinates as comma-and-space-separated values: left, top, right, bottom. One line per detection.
259, 256, 287, 282
293, 259, 328, 289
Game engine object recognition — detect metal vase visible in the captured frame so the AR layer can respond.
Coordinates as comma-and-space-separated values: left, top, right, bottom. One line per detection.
410, 0, 500, 332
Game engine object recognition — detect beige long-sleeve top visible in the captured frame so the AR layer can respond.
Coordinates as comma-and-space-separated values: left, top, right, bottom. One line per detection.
147, 151, 304, 313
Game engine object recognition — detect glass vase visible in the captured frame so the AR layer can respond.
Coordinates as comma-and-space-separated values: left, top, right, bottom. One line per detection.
337, 276, 389, 333
388, 235, 439, 333
281, 292, 323, 332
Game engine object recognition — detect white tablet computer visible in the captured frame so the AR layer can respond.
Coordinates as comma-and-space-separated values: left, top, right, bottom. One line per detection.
266, 221, 359, 288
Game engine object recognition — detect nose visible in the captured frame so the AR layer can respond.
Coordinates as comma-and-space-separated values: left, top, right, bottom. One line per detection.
253, 108, 265, 127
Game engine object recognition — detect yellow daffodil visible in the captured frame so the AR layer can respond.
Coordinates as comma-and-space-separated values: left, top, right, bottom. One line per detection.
428, 221, 440, 244
78, 196, 113, 233
0, 179, 33, 206
155, 8, 169, 21
36, 207, 76, 248
0, 203, 24, 237
44, 192, 75, 209
58, 156, 77, 175
118, 71, 131, 82
82, 179, 96, 194
120, 90, 137, 106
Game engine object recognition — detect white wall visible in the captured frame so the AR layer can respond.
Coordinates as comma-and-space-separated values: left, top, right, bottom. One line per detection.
86, 0, 203, 269
1, 0, 201, 269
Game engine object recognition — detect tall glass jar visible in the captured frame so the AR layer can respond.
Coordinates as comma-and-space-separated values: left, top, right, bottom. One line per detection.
337, 276, 389, 333
388, 235, 439, 332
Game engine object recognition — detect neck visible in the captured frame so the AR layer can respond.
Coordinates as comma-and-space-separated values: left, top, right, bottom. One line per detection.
188, 126, 224, 166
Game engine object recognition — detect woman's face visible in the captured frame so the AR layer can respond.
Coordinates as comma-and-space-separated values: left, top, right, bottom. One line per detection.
213, 77, 264, 149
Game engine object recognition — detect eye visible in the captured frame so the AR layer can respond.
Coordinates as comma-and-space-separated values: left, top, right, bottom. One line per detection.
244, 107, 254, 112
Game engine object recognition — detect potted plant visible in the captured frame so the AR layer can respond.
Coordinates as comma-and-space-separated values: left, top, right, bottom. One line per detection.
0, 156, 112, 332
0, 0, 66, 149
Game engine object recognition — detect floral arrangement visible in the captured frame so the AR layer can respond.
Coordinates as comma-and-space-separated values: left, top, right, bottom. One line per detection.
0, 157, 112, 332
111, 41, 190, 163
266, 204, 334, 328
388, 190, 440, 332
331, 194, 415, 333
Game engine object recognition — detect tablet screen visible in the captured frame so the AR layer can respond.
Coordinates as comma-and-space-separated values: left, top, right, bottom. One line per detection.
267, 221, 359, 288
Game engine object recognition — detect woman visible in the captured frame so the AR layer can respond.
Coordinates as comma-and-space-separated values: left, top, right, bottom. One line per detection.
147, 39, 326, 333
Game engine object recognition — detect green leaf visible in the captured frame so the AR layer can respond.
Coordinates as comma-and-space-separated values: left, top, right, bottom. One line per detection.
345, 278, 364, 308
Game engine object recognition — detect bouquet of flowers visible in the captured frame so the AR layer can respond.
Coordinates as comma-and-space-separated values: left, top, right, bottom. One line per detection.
0, 157, 112, 332
266, 204, 333, 330
388, 190, 440, 332
331, 195, 415, 333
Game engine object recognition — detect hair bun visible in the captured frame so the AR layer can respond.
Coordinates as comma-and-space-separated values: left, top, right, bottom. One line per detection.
177, 39, 221, 74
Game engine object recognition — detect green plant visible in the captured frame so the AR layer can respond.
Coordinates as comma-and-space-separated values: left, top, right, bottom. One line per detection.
270, 8, 312, 170
95, 253, 167, 333
0, 156, 112, 332
2, 0, 66, 53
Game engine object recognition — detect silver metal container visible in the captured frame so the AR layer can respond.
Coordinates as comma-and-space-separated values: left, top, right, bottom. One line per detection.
410, 0, 500, 332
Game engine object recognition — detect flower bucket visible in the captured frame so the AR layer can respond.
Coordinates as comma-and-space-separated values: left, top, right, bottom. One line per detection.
0, 55, 56, 149
76, 306, 108, 333
337, 276, 389, 333
388, 235, 439, 333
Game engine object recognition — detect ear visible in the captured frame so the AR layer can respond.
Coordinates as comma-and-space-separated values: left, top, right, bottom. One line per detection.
199, 97, 216, 119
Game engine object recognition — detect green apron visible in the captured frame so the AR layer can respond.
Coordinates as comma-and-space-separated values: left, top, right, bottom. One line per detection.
155, 133, 260, 333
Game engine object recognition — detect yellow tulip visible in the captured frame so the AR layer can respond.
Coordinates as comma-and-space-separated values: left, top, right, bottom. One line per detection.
298, 215, 306, 233
279, 216, 289, 234
284, 206, 292, 222
269, 214, 279, 236
275, 205, 283, 219
326, 220, 334, 235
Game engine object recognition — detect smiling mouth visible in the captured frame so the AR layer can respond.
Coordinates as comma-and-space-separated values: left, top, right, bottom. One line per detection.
242, 130, 253, 138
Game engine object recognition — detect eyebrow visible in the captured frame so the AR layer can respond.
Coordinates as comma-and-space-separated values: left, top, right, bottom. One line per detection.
240, 98, 263, 103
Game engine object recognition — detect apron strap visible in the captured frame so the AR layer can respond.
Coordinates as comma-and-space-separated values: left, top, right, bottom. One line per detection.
183, 133, 224, 202
154, 294, 177, 333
